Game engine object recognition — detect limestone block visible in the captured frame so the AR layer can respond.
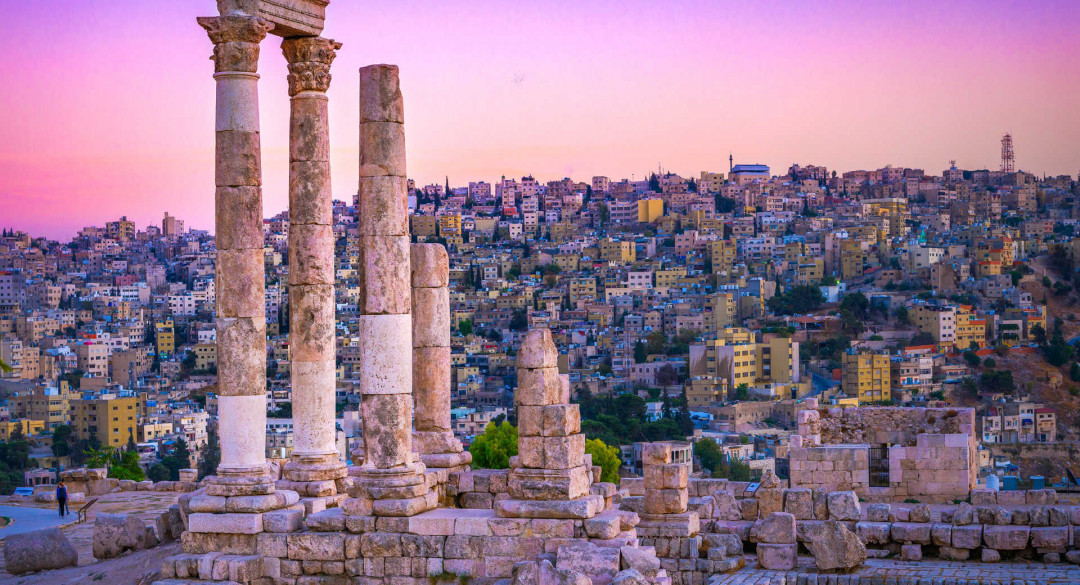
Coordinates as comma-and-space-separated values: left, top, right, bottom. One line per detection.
951, 502, 974, 525
908, 503, 931, 523
866, 503, 890, 522
938, 546, 969, 561
783, 488, 813, 520
555, 542, 621, 585
752, 512, 797, 544
411, 287, 450, 348
216, 130, 262, 187
541, 404, 582, 437
358, 121, 406, 177
739, 498, 758, 521
644, 464, 688, 491
517, 328, 559, 369
264, 508, 304, 533
931, 523, 952, 547
358, 175, 409, 236
188, 512, 264, 534
642, 443, 673, 466
410, 243, 449, 288
620, 545, 661, 578
361, 393, 413, 468
756, 488, 783, 517
508, 466, 590, 501
289, 225, 335, 285
215, 316, 267, 397
970, 488, 997, 506
224, 491, 299, 513
756, 543, 797, 570
216, 248, 266, 317
982, 548, 1001, 562
4, 527, 78, 575
357, 314, 412, 395
807, 520, 866, 571
827, 491, 860, 521
359, 64, 405, 124
289, 289, 336, 363
982, 525, 1029, 550
950, 524, 982, 549
516, 367, 564, 407
494, 495, 604, 519
541, 434, 585, 470
517, 405, 544, 436
1026, 489, 1057, 505
215, 72, 260, 132
289, 160, 332, 223
289, 96, 330, 162
900, 543, 922, 561
812, 486, 828, 520
890, 522, 932, 544
1030, 526, 1068, 549
854, 521, 891, 545
643, 488, 688, 516
995, 490, 1026, 507
711, 490, 741, 521
216, 186, 264, 249
357, 235, 411, 314
288, 533, 347, 561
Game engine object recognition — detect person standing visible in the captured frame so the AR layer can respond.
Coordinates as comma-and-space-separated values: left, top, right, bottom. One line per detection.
56, 480, 67, 517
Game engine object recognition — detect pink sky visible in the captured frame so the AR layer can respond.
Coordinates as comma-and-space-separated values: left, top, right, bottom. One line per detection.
1, 0, 1078, 239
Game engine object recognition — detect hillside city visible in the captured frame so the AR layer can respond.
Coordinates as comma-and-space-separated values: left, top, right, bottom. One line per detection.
1, 154, 1078, 491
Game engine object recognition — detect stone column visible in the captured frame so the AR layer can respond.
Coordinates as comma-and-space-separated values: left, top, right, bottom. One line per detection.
280, 36, 348, 498
345, 64, 434, 518
198, 14, 276, 497
498, 328, 602, 520
411, 244, 471, 471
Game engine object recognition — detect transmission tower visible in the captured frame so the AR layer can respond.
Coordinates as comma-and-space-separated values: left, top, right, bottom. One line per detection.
1000, 133, 1014, 173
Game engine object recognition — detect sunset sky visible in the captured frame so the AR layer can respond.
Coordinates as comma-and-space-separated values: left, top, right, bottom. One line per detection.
1, 0, 1078, 239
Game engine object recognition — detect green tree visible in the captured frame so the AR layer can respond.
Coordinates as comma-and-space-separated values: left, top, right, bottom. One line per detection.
469, 422, 518, 469
633, 341, 647, 364
694, 438, 724, 474
147, 463, 170, 482
767, 285, 825, 315
584, 438, 621, 484
198, 427, 221, 480
839, 292, 869, 320
458, 318, 474, 336
509, 310, 528, 331
173, 437, 192, 472
51, 424, 73, 459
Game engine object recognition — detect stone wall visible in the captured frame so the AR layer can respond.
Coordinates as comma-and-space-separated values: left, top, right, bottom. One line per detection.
808, 406, 975, 446
789, 444, 869, 493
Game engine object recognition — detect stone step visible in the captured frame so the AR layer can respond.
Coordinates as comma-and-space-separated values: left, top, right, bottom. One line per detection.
152, 580, 241, 585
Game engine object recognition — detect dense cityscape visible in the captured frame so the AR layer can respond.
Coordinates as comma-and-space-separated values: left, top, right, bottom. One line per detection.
2, 146, 1078, 495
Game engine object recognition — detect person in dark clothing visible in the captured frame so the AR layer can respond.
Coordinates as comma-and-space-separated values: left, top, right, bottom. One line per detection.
56, 480, 68, 517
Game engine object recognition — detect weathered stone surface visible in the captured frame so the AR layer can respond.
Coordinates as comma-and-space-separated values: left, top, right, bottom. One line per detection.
356, 236, 411, 315
756, 543, 797, 570
4, 527, 78, 575
783, 488, 813, 520
950, 524, 982, 549
358, 64, 405, 124
412, 287, 450, 348
611, 568, 649, 585
855, 521, 891, 545
93, 513, 149, 559
555, 542, 620, 585
517, 328, 559, 369
982, 525, 1029, 550
982, 548, 1001, 562
807, 520, 866, 571
812, 486, 828, 520
361, 393, 414, 469
288, 533, 346, 560
410, 243, 449, 288
752, 512, 796, 544
938, 546, 970, 560
866, 503, 890, 522
908, 503, 931, 523
1030, 526, 1068, 549
901, 543, 922, 561
891, 522, 932, 544
619, 545, 661, 578
827, 491, 860, 521
952, 502, 974, 525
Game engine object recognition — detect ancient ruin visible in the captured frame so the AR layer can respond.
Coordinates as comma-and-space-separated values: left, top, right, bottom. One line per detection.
143, 3, 1080, 584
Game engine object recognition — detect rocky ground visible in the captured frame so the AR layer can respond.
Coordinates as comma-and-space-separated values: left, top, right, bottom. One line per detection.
0, 491, 181, 585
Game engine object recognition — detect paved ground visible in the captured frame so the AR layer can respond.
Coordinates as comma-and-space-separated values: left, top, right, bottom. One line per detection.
0, 505, 75, 538
708, 556, 1080, 585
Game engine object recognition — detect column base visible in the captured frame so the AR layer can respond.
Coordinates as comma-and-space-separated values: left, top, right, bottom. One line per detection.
282, 453, 348, 491
508, 465, 590, 500
635, 512, 701, 538
205, 468, 276, 497
493, 494, 605, 520
342, 462, 436, 517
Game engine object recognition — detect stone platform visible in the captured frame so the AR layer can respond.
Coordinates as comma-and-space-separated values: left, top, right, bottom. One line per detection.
708, 556, 1080, 585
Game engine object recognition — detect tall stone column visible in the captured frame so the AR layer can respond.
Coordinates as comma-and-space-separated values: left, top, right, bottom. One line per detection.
345, 64, 435, 518
198, 14, 276, 497
280, 36, 348, 498
411, 244, 471, 471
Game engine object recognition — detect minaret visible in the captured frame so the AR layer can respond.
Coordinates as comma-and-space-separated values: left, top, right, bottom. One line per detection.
729, 152, 733, 174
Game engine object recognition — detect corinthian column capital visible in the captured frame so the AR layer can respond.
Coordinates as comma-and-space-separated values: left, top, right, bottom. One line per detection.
281, 37, 342, 96
197, 15, 274, 73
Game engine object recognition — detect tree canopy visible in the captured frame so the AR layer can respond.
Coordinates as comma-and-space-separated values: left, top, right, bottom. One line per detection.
469, 421, 518, 469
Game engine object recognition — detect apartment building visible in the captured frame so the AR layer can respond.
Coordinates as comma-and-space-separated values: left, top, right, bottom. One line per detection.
841, 350, 891, 403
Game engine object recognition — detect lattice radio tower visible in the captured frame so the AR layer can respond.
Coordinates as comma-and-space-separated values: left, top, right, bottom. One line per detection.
1000, 133, 1015, 173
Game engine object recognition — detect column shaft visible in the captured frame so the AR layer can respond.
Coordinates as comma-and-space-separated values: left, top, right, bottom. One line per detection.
198, 15, 274, 492
281, 36, 346, 491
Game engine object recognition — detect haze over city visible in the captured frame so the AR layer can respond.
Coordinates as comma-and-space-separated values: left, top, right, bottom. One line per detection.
1, 0, 1078, 239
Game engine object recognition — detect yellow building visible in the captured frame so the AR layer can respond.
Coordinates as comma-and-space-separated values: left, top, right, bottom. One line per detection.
841, 351, 891, 403
840, 240, 866, 281
910, 303, 985, 350
0, 419, 45, 440
71, 395, 144, 448
797, 258, 825, 284
8, 385, 72, 431
194, 343, 217, 371
955, 306, 986, 350
410, 215, 438, 239
654, 268, 687, 289
600, 239, 636, 264
686, 377, 727, 408
709, 293, 736, 332
709, 240, 737, 275
437, 214, 462, 237
156, 320, 175, 356
638, 198, 664, 223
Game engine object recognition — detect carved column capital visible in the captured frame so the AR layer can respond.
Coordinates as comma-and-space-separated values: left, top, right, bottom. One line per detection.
281, 37, 342, 96
197, 15, 274, 73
